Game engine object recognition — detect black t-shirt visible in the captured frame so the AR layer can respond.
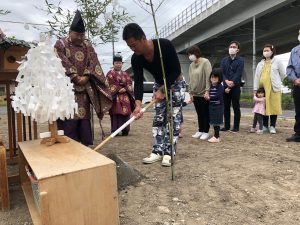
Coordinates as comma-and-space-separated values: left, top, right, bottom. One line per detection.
131, 38, 181, 101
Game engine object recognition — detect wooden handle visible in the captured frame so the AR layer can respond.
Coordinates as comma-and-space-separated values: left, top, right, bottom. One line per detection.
93, 100, 155, 152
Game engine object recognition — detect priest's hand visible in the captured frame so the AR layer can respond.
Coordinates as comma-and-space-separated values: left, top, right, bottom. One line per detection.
77, 76, 89, 86
132, 100, 143, 119
119, 88, 126, 93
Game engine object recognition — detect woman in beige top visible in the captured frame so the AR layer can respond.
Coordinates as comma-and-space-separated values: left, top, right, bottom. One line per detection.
187, 45, 212, 140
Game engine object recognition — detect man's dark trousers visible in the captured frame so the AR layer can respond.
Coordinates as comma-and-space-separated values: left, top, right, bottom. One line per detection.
293, 85, 300, 135
223, 85, 241, 130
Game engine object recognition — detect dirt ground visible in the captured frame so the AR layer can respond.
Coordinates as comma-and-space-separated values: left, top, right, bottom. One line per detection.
1, 109, 300, 225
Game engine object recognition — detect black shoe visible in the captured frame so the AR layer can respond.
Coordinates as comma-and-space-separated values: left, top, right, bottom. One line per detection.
230, 128, 239, 133
221, 127, 229, 132
122, 132, 129, 136
286, 134, 300, 142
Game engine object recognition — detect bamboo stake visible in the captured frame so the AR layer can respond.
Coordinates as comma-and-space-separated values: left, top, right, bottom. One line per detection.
93, 100, 155, 151
149, 0, 175, 180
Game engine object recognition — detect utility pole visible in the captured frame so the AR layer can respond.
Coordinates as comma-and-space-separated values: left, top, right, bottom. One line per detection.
253, 16, 256, 80
112, 26, 115, 57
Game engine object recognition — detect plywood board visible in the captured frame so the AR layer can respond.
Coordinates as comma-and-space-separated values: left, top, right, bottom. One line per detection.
39, 165, 119, 225
18, 139, 115, 180
22, 183, 42, 225
0, 146, 9, 210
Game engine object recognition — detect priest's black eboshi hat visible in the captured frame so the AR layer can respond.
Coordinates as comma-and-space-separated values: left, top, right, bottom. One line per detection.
70, 10, 85, 33
113, 54, 123, 63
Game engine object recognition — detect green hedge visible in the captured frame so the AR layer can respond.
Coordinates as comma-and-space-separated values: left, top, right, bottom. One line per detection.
240, 92, 294, 110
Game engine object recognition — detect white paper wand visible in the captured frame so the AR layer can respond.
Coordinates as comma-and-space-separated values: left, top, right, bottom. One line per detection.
93, 100, 155, 151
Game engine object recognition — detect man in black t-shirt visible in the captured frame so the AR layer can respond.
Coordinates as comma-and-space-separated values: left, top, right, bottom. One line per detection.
123, 23, 184, 167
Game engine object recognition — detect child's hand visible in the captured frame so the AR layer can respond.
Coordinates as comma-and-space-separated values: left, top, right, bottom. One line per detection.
204, 95, 210, 101
203, 91, 209, 100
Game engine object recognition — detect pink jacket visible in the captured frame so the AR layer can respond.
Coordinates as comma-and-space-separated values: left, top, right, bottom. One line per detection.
252, 96, 265, 115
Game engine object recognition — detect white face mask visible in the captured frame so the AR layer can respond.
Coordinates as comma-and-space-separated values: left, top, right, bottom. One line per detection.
298, 35, 300, 42
229, 48, 237, 55
211, 80, 218, 85
189, 54, 197, 62
263, 51, 272, 59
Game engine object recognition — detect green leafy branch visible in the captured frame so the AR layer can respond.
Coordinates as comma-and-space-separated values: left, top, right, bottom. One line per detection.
37, 0, 132, 46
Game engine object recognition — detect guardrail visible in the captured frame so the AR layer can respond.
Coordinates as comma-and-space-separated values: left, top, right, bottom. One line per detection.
157, 0, 220, 38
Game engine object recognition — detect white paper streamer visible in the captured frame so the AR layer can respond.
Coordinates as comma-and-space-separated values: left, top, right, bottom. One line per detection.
11, 35, 78, 124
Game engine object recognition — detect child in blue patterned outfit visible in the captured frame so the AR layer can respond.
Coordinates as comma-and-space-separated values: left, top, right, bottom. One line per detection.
206, 68, 224, 143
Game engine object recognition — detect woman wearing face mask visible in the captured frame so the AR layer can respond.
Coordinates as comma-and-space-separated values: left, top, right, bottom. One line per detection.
253, 44, 286, 134
187, 45, 212, 140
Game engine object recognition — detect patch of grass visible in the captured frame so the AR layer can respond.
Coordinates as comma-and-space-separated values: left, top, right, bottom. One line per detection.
0, 96, 7, 106
282, 93, 294, 110
240, 92, 254, 108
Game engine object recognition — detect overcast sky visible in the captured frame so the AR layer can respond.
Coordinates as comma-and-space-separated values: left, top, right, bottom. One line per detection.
0, 0, 197, 73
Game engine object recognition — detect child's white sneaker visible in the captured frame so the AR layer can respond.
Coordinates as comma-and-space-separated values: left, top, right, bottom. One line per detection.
256, 130, 263, 134
250, 128, 256, 133
208, 136, 220, 143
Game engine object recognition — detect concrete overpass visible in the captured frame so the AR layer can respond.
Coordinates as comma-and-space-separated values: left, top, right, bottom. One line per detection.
124, 0, 300, 92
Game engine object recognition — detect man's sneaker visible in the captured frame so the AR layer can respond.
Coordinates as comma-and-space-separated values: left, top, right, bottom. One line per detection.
161, 155, 171, 167
250, 128, 256, 133
230, 128, 239, 133
263, 126, 269, 133
208, 136, 220, 143
286, 134, 300, 142
220, 127, 229, 132
269, 126, 276, 134
142, 153, 162, 164
256, 130, 263, 134
200, 133, 209, 140
192, 131, 203, 138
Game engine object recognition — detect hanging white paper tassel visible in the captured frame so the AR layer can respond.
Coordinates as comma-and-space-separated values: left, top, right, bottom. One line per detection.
11, 34, 78, 124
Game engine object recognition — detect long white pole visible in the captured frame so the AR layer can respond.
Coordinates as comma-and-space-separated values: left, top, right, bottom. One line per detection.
93, 100, 155, 151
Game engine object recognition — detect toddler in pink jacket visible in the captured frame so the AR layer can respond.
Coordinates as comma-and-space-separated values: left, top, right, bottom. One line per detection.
250, 88, 265, 134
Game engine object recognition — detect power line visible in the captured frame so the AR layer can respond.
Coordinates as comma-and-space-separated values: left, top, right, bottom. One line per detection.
0, 19, 50, 27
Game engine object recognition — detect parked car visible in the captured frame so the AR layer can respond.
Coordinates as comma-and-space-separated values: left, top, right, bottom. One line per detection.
134, 81, 190, 104
281, 85, 291, 94
142, 82, 154, 104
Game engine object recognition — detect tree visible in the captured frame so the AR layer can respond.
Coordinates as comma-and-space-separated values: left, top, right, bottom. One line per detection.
39, 0, 131, 46
0, 9, 10, 41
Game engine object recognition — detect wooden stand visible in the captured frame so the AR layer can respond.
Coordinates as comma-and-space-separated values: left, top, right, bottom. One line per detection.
19, 139, 119, 225
0, 41, 32, 158
0, 145, 9, 211
40, 122, 69, 146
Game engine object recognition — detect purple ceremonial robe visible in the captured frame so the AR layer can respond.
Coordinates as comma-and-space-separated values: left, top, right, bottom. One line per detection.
106, 69, 135, 134
54, 37, 112, 145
